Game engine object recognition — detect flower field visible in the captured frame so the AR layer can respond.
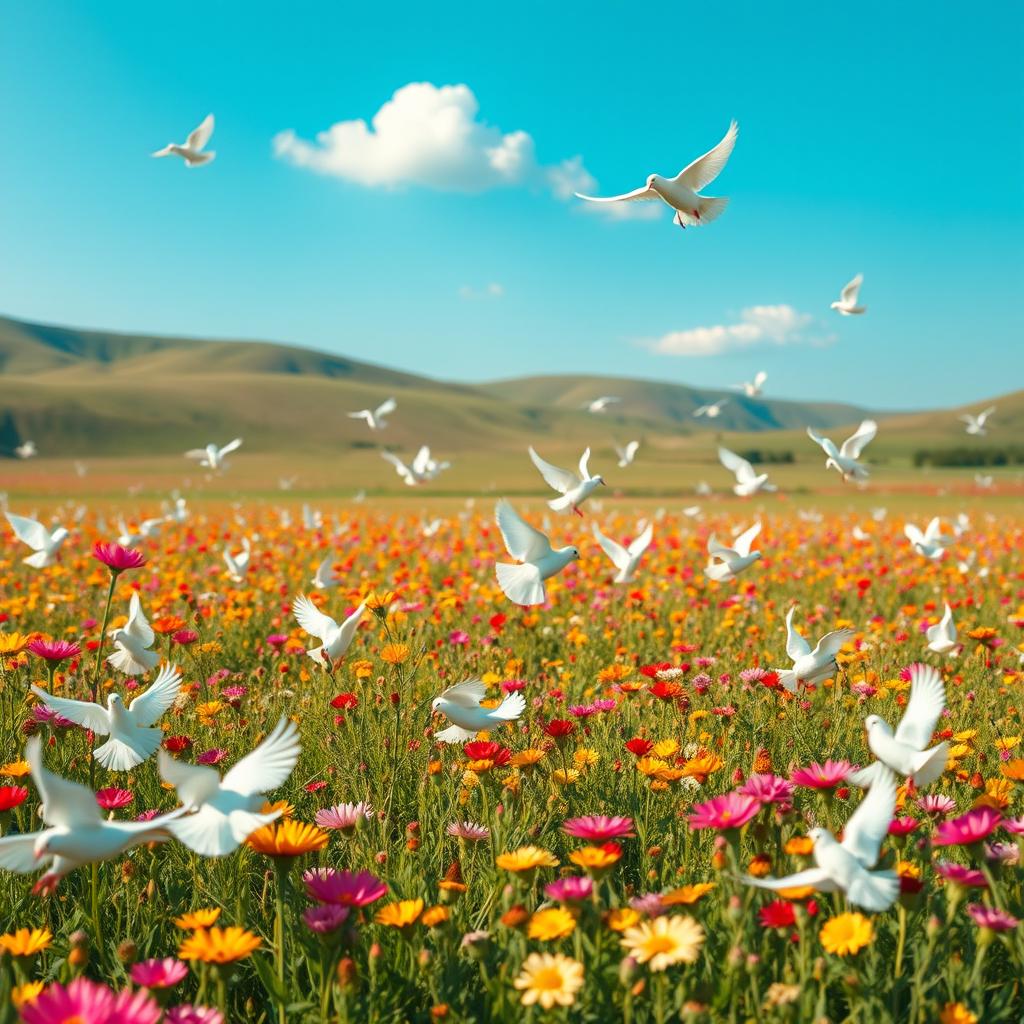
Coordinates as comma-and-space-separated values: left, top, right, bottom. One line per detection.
0, 501, 1022, 1023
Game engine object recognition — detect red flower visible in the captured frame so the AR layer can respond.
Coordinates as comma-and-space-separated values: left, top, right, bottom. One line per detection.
92, 542, 146, 573
759, 672, 781, 689
305, 780, 328, 793
463, 741, 511, 767
639, 662, 672, 679
625, 737, 653, 757
331, 693, 359, 710
649, 680, 682, 700
162, 735, 193, 753
0, 786, 29, 812
172, 630, 199, 646
758, 900, 795, 929
489, 613, 507, 633
543, 719, 576, 740
95, 788, 133, 810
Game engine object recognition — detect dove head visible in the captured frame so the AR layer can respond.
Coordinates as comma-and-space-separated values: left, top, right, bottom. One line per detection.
807, 826, 830, 847
108, 693, 124, 709
594, 475, 606, 486
570, 547, 581, 561
864, 714, 890, 737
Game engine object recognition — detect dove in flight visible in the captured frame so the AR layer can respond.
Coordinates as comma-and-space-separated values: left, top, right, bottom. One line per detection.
494, 499, 580, 606
774, 608, 854, 693
292, 594, 366, 667
528, 447, 605, 516
704, 522, 762, 582
718, 447, 776, 497
740, 766, 899, 911
904, 518, 952, 560
152, 114, 216, 167
576, 121, 738, 230
831, 274, 867, 315
163, 497, 189, 524
4, 512, 69, 568
311, 554, 342, 591
14, 440, 37, 459
694, 399, 729, 419
431, 679, 527, 744
732, 371, 767, 398
614, 441, 640, 468
348, 398, 397, 431
223, 537, 251, 581
585, 396, 620, 413
107, 593, 160, 676
926, 603, 959, 656
185, 438, 242, 470
32, 664, 183, 771
0, 736, 185, 894
593, 521, 653, 583
859, 664, 949, 787
806, 420, 877, 482
959, 406, 996, 436
159, 717, 299, 857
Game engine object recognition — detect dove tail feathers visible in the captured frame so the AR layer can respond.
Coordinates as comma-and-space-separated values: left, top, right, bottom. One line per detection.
433, 724, 477, 745
911, 743, 949, 788
547, 494, 573, 512
491, 691, 526, 722
846, 869, 899, 912
94, 729, 162, 771
23, 551, 52, 569
698, 196, 729, 223
496, 562, 546, 606
107, 647, 159, 676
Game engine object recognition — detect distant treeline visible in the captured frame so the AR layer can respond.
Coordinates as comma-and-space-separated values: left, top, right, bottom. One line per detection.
738, 450, 795, 465
913, 447, 1024, 467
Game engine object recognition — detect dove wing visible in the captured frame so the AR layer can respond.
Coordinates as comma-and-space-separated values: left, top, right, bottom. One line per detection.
675, 120, 738, 191
186, 114, 214, 151
785, 610, 812, 660
218, 438, 242, 458
158, 751, 222, 809
593, 525, 629, 571
628, 522, 654, 558
292, 594, 339, 643
810, 628, 855, 661
574, 184, 659, 203
578, 448, 592, 481
374, 397, 397, 417
223, 717, 301, 795
495, 500, 551, 563
840, 420, 877, 459
25, 736, 102, 827
840, 274, 863, 304
128, 663, 182, 726
840, 766, 896, 867
733, 522, 761, 557
31, 685, 111, 735
806, 428, 840, 460
439, 679, 487, 708
123, 592, 156, 647
528, 447, 579, 494
894, 664, 945, 749
5, 513, 50, 551
718, 447, 755, 483
740, 867, 835, 893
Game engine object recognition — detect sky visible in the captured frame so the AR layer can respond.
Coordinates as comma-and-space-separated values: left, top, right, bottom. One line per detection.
1, 1, 1022, 409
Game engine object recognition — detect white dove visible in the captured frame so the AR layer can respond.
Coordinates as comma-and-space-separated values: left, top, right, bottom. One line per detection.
859, 664, 949, 788
431, 679, 527, 744
159, 717, 299, 857
185, 438, 242, 470
704, 522, 762, 582
152, 114, 216, 167
278, 476, 298, 491
593, 521, 653, 583
718, 447, 776, 497
348, 398, 397, 431
107, 593, 160, 676
831, 274, 867, 315
927, 603, 959, 656
0, 736, 185, 894
732, 371, 767, 398
904, 518, 952, 560
576, 121, 738, 230
416, 447, 451, 480
311, 554, 342, 591
292, 594, 366, 667
223, 538, 251, 581
494, 499, 580, 606
614, 441, 640, 468
974, 474, 994, 490
959, 406, 996, 436
694, 399, 729, 419
5, 512, 69, 568
15, 440, 37, 459
528, 447, 605, 516
806, 420, 877, 481
774, 608, 855, 693
586, 396, 620, 413
32, 664, 183, 771
164, 497, 189, 524
741, 766, 899, 912
381, 450, 422, 487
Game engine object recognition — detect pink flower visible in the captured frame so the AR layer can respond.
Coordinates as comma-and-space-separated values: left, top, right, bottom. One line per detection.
967, 904, 1020, 931
164, 1007, 225, 1024
20, 978, 161, 1024
27, 638, 81, 662
933, 807, 1002, 847
196, 748, 227, 766
315, 802, 374, 832
95, 788, 133, 811
93, 541, 147, 573
738, 773, 794, 805
172, 629, 199, 646
303, 904, 350, 934
448, 630, 470, 645
790, 760, 853, 789
302, 868, 387, 907
887, 817, 919, 837
544, 876, 594, 903
130, 957, 189, 989
689, 792, 762, 831
917, 794, 957, 817
562, 815, 635, 841
446, 820, 490, 841
935, 862, 987, 888
1002, 816, 1024, 836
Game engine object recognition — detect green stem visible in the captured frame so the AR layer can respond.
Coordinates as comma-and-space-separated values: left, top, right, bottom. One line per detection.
274, 861, 290, 1024
89, 573, 118, 789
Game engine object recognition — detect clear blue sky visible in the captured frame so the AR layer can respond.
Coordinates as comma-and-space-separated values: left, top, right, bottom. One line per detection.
1, 1, 1021, 408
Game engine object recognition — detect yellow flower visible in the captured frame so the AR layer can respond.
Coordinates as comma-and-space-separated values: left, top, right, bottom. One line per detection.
528, 907, 577, 941
606, 907, 641, 932
366, 590, 396, 613
569, 845, 622, 873
680, 753, 723, 781
939, 1003, 978, 1024
376, 898, 424, 929
195, 700, 224, 720
819, 913, 874, 956
380, 643, 410, 665
10, 981, 44, 1009
513, 952, 584, 1009
620, 915, 705, 972
662, 882, 716, 906
260, 799, 296, 819
552, 768, 580, 786
496, 846, 559, 874
421, 905, 449, 928
510, 748, 545, 769
1001, 759, 1024, 782
174, 907, 222, 930
652, 739, 680, 758
178, 926, 261, 963
350, 658, 374, 679
784, 836, 814, 856
0, 761, 30, 778
0, 633, 31, 656
763, 983, 801, 1008
636, 756, 671, 778
247, 819, 329, 857
573, 748, 599, 769
777, 886, 817, 901
597, 664, 632, 683
0, 928, 52, 957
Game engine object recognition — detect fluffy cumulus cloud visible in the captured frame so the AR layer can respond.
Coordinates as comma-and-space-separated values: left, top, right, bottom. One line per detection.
646, 305, 824, 357
273, 81, 657, 218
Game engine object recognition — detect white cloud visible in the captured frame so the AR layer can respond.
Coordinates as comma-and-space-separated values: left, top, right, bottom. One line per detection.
646, 305, 824, 356
547, 155, 662, 220
459, 282, 504, 300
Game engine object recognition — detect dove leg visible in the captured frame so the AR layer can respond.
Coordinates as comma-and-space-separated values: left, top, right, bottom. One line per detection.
573, 506, 583, 518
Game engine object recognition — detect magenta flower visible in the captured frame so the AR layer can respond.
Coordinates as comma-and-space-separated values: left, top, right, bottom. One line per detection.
935, 862, 987, 888
629, 892, 668, 918
544, 876, 594, 904
95, 788, 133, 811
302, 868, 387, 907
26, 638, 81, 662
790, 760, 853, 789
689, 792, 762, 831
315, 801, 374, 832
967, 904, 1020, 931
562, 815, 635, 841
738, 773, 794, 805
933, 807, 1002, 847
172, 629, 199, 646
164, 1007, 225, 1024
448, 630, 470, 646
130, 957, 189, 989
1003, 816, 1024, 836
887, 817, 919, 837
303, 903, 350, 934
31, 704, 75, 728
917, 794, 957, 817
93, 541, 147, 573
446, 820, 490, 841
20, 978, 161, 1024
196, 748, 227, 766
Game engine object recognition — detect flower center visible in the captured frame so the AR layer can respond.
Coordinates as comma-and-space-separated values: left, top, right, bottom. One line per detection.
645, 935, 677, 955
532, 968, 565, 991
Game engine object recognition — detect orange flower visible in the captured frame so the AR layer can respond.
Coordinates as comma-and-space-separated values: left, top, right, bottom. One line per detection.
247, 819, 329, 857
381, 643, 410, 665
